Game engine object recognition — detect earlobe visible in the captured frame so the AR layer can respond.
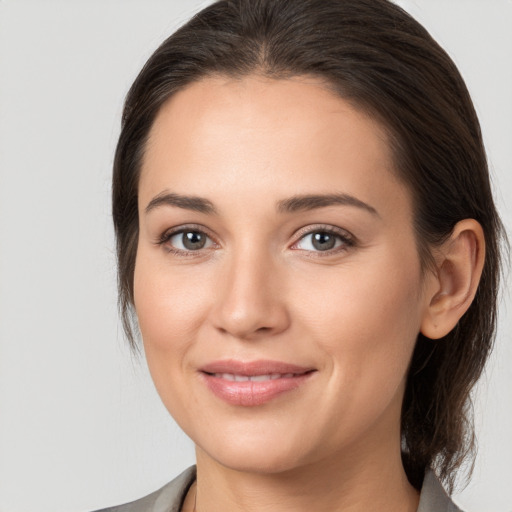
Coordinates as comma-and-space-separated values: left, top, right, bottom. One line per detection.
420, 219, 485, 340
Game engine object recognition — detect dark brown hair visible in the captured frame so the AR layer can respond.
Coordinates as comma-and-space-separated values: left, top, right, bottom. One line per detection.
112, 0, 505, 492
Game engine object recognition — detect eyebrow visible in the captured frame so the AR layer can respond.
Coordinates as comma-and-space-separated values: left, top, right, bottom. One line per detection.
277, 193, 379, 217
145, 191, 379, 217
145, 192, 217, 214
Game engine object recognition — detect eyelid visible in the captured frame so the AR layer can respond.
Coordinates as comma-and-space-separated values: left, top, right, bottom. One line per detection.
154, 223, 355, 256
290, 224, 356, 252
155, 224, 219, 254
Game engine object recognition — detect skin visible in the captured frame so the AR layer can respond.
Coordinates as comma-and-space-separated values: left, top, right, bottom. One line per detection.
133, 75, 479, 512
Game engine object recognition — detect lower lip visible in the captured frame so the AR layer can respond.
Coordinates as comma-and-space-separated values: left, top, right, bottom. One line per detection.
201, 372, 314, 406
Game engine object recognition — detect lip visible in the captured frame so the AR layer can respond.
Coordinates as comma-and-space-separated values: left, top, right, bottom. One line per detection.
199, 359, 316, 407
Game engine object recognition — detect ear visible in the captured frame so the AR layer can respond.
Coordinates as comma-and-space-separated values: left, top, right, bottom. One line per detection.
420, 219, 485, 340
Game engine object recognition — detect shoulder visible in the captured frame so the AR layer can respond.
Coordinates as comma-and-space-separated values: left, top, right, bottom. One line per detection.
417, 471, 464, 512
92, 466, 462, 512
92, 466, 196, 512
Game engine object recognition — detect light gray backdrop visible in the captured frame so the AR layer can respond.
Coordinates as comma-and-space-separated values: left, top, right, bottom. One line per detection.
0, 1, 510, 511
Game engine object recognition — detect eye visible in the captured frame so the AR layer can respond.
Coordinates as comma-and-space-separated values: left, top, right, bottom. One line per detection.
158, 227, 215, 253
293, 228, 354, 253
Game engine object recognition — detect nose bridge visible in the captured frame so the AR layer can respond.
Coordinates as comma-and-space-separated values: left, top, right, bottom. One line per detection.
213, 241, 288, 339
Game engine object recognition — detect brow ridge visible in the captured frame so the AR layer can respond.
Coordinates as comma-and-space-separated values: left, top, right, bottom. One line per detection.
145, 191, 216, 214
145, 191, 379, 217
277, 193, 379, 216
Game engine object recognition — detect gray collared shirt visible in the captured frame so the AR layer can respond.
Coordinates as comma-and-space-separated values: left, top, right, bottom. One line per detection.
95, 465, 463, 512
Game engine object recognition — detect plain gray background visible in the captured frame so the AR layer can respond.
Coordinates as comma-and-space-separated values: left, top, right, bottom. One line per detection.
0, 1, 510, 511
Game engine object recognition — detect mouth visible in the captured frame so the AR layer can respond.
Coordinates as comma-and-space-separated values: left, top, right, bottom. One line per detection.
209, 372, 301, 381
199, 360, 316, 407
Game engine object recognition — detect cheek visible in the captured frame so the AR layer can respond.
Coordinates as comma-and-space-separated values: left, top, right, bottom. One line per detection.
293, 252, 424, 385
133, 250, 216, 427
133, 250, 210, 364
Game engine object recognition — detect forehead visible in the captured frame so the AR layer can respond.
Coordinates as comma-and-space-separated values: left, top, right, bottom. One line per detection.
139, 75, 410, 219
145, 74, 392, 162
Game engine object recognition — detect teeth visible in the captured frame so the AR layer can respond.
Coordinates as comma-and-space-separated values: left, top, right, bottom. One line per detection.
214, 373, 296, 381
251, 374, 270, 382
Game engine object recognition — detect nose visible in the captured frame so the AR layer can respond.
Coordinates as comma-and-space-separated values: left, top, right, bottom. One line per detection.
210, 248, 291, 340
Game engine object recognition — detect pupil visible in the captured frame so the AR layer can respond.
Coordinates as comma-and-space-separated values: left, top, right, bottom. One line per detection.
183, 231, 206, 250
312, 232, 335, 251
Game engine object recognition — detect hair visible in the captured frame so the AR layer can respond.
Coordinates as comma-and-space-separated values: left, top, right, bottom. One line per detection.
112, 0, 505, 493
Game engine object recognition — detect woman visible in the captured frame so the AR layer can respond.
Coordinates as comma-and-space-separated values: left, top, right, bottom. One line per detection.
98, 0, 505, 510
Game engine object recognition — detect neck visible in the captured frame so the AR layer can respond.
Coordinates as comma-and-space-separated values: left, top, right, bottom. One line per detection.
189, 438, 419, 512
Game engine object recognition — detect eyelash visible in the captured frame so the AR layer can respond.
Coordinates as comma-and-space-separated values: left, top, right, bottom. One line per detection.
156, 224, 217, 256
291, 225, 356, 256
155, 224, 356, 257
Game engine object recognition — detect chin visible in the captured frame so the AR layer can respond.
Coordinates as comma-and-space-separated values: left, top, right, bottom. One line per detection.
193, 426, 319, 476
206, 447, 307, 475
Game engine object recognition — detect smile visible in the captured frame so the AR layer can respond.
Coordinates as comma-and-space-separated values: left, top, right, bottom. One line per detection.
199, 360, 316, 407
211, 373, 297, 381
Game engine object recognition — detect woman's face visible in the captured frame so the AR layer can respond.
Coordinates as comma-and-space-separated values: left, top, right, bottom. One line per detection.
134, 75, 435, 473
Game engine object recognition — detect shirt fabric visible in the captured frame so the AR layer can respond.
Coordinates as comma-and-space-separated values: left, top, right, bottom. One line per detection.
94, 465, 463, 512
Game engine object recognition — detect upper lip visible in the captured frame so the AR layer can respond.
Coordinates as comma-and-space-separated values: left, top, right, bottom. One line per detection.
200, 359, 315, 376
